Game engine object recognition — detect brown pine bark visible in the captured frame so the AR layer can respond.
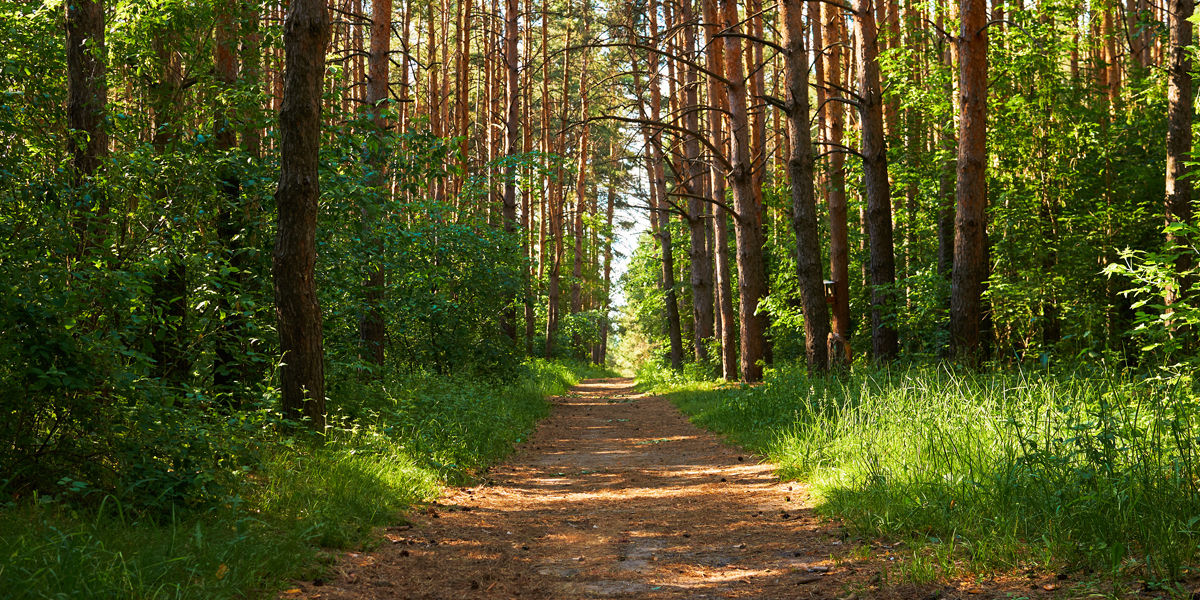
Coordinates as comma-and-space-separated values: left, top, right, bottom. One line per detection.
275, 0, 330, 430
597, 183, 617, 365
501, 0, 520, 342
647, 0, 685, 370
681, 0, 715, 363
781, 0, 831, 372
949, 0, 989, 362
852, 0, 899, 360
358, 0, 391, 369
570, 26, 593, 353
721, 0, 769, 381
704, 0, 737, 380
822, 0, 852, 366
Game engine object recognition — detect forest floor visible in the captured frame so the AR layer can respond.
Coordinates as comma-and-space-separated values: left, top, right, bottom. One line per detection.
279, 379, 1081, 599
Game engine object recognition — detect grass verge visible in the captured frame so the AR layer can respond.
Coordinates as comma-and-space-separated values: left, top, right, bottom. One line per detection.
0, 359, 605, 599
647, 362, 1200, 586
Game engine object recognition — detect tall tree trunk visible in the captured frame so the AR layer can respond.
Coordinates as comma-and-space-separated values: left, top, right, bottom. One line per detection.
570, 26, 592, 355
598, 183, 617, 365
823, 0, 852, 366
721, 0, 768, 381
66, 0, 108, 248
704, 0, 738, 379
781, 0, 831, 372
647, 0, 685, 370
275, 0, 330, 430
949, 0, 989, 361
853, 0, 899, 360
359, 0, 390, 369
502, 0, 520, 342
682, 0, 715, 363
214, 0, 248, 399
1165, 0, 1194, 308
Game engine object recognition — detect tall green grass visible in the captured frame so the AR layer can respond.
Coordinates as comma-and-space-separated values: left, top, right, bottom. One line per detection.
656, 363, 1200, 580
0, 359, 599, 599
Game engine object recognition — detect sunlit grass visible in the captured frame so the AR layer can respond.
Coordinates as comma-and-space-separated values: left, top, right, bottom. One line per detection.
655, 362, 1200, 583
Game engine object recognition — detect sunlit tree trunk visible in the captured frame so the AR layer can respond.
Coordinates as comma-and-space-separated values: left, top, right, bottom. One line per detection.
781, 0, 830, 372
823, 0, 852, 366
949, 0, 989, 362
852, 0, 899, 360
704, 0, 738, 379
502, 0, 520, 342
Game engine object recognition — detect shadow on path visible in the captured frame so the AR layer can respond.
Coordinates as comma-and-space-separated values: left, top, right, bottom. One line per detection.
282, 379, 957, 599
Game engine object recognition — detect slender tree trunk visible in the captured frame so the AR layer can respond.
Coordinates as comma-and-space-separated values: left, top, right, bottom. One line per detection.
720, 0, 768, 381
1165, 0, 1194, 308
570, 27, 592, 355
214, 0, 248, 398
358, 0, 390, 369
781, 0, 831, 372
66, 0, 108, 248
704, 0, 738, 379
949, 0, 989, 362
647, 0, 685, 370
853, 0, 899, 360
275, 0, 330, 430
823, 0, 852, 366
598, 183, 617, 365
502, 0, 520, 342
682, 0, 714, 363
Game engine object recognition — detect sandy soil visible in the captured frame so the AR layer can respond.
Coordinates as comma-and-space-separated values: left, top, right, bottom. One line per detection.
280, 379, 1124, 600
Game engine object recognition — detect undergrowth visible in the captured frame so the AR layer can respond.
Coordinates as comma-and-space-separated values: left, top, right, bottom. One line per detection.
0, 358, 600, 599
647, 361, 1200, 584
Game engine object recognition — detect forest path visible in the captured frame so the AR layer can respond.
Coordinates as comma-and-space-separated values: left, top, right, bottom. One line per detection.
285, 379, 942, 599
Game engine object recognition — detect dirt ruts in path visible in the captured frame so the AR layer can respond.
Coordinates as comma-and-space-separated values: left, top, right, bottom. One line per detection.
281, 379, 1035, 599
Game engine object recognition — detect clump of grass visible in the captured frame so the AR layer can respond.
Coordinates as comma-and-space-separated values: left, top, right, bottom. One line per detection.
661, 363, 1200, 581
0, 359, 598, 599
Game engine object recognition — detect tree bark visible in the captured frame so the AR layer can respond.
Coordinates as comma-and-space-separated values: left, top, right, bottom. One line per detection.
647, 0, 685, 370
66, 0, 108, 247
502, 0, 520, 342
720, 0, 769, 381
704, 0, 738, 379
852, 0, 899, 360
275, 0, 330, 430
1165, 0, 1193, 309
781, 0, 831, 372
822, 0, 852, 366
949, 0, 989, 362
682, 0, 715, 363
359, 0, 390, 369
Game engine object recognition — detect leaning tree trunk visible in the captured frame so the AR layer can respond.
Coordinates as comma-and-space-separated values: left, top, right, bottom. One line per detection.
721, 0, 769, 381
66, 0, 108, 249
274, 0, 330, 431
949, 0, 989, 362
852, 0, 899, 361
781, 0, 831, 372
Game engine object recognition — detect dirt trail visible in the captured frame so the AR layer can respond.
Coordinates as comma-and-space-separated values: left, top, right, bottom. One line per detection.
284, 379, 1045, 599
